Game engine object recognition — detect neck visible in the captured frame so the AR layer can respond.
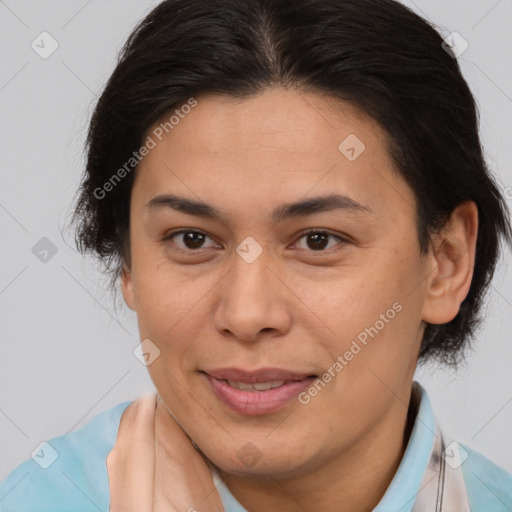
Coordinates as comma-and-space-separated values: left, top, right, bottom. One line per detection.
217, 387, 417, 512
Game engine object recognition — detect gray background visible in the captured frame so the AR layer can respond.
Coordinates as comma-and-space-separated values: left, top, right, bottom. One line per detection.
1, 0, 511, 479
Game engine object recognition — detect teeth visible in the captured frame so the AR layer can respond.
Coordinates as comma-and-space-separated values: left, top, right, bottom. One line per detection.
226, 380, 286, 391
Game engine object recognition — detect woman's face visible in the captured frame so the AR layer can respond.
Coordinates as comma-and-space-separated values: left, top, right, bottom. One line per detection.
121, 87, 435, 477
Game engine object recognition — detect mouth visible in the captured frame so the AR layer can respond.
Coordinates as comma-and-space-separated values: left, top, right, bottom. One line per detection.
223, 379, 290, 391
200, 368, 318, 415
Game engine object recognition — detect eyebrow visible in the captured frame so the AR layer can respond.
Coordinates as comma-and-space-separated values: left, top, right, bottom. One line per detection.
145, 193, 374, 223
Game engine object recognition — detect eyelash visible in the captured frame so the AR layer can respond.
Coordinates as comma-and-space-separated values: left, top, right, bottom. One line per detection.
160, 228, 349, 254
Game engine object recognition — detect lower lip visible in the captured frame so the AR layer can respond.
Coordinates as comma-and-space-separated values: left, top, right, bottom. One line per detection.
203, 373, 317, 415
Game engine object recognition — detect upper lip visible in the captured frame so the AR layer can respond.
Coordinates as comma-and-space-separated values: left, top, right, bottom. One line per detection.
203, 367, 316, 383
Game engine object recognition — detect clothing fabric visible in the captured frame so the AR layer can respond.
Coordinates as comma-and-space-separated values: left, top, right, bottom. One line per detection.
1, 382, 511, 511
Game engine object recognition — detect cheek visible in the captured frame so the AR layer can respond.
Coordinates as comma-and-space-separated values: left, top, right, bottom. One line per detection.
131, 254, 202, 324
292, 264, 396, 331
130, 263, 220, 373
298, 252, 423, 368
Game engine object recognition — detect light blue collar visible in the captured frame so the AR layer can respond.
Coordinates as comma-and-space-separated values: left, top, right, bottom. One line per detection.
374, 381, 437, 511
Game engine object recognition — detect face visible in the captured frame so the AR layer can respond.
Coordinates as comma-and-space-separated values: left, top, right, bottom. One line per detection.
121, 87, 437, 477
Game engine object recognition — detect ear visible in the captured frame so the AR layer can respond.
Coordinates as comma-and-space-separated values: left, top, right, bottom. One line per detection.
421, 200, 478, 324
120, 260, 136, 311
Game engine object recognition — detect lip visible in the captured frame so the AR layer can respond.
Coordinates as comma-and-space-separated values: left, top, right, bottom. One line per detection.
203, 367, 315, 383
201, 368, 317, 415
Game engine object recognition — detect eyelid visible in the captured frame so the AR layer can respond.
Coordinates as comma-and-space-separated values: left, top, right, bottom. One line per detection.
161, 229, 219, 249
162, 228, 350, 253
291, 228, 349, 252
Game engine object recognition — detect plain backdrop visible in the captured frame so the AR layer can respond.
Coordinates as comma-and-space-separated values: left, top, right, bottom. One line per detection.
1, 0, 511, 479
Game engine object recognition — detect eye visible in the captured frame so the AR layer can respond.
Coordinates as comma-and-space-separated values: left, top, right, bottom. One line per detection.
293, 229, 347, 252
161, 229, 217, 251
161, 228, 349, 254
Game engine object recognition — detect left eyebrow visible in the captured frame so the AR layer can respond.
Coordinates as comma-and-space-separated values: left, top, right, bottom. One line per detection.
271, 194, 374, 223
145, 193, 374, 223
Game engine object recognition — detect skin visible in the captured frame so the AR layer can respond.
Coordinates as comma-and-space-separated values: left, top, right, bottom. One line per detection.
118, 86, 478, 512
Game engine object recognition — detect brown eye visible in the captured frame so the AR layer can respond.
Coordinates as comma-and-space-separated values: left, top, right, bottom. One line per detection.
162, 230, 216, 251
294, 230, 346, 252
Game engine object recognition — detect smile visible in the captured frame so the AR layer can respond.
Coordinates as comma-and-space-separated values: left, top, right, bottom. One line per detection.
201, 368, 317, 415
225, 380, 286, 391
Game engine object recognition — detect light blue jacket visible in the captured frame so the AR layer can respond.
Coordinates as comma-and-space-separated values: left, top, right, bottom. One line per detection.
1, 382, 511, 511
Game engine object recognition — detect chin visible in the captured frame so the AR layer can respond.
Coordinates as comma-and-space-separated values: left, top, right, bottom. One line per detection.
202, 441, 317, 479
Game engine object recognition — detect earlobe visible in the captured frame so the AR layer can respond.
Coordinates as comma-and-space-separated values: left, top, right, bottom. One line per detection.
120, 261, 136, 311
421, 201, 478, 325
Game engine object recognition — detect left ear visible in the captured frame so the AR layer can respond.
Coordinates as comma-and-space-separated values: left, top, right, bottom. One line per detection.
421, 200, 478, 324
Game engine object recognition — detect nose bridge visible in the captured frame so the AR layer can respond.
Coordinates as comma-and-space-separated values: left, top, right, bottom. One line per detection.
228, 245, 273, 309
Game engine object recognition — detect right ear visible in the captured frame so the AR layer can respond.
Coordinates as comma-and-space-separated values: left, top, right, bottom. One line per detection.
120, 261, 136, 311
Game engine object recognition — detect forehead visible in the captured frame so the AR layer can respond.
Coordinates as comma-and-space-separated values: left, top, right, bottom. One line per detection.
134, 87, 414, 226
144, 87, 386, 163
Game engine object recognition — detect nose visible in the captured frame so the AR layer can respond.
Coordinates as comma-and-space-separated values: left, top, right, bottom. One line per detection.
212, 247, 292, 343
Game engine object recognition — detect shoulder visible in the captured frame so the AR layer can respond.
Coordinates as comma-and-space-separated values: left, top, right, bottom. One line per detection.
0, 400, 132, 512
459, 442, 512, 511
